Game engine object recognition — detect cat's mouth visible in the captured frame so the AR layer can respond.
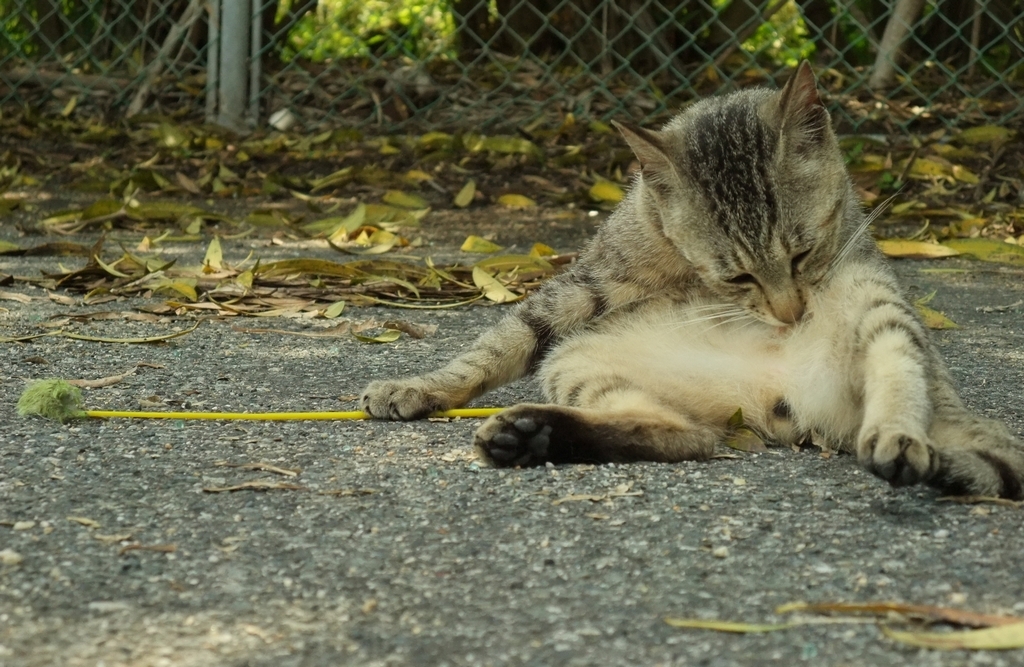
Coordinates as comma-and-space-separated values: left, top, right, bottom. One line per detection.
761, 309, 814, 331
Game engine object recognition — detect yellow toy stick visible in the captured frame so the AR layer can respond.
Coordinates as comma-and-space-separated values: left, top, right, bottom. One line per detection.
81, 408, 503, 421
16, 379, 502, 422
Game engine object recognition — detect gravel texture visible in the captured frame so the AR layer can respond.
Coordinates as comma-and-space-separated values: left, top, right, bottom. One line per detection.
2, 225, 1024, 666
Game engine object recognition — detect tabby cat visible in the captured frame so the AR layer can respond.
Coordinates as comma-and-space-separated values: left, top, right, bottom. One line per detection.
362, 61, 1024, 499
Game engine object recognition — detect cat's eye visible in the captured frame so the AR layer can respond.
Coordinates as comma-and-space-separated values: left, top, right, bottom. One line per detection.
726, 273, 757, 287
790, 250, 811, 274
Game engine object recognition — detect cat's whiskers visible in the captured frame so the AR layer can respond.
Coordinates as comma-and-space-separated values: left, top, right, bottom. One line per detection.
664, 308, 749, 331
828, 190, 902, 277
696, 312, 759, 334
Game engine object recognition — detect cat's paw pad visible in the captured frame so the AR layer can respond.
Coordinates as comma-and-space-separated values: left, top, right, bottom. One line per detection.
361, 380, 444, 420
475, 409, 555, 467
857, 428, 936, 487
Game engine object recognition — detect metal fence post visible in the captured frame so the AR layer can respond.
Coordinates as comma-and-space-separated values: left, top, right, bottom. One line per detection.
249, 0, 263, 127
218, 0, 251, 132
206, 0, 220, 124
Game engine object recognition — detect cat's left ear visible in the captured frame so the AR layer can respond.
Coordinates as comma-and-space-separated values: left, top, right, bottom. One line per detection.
777, 60, 830, 146
613, 121, 673, 180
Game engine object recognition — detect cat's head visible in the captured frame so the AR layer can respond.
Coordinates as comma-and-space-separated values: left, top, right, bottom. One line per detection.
615, 61, 856, 327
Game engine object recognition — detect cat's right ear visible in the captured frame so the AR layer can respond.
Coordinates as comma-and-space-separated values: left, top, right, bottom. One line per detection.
777, 60, 830, 147
613, 121, 673, 178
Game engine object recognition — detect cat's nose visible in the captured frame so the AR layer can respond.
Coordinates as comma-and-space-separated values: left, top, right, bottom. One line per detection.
770, 295, 805, 324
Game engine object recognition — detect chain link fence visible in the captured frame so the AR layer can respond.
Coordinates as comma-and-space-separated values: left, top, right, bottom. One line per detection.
1, 0, 1022, 134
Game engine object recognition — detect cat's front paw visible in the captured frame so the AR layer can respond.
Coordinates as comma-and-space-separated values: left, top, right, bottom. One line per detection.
857, 427, 937, 487
475, 407, 556, 467
361, 379, 447, 420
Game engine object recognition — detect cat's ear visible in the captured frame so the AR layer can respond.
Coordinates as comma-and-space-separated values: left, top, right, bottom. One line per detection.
777, 60, 830, 146
613, 121, 673, 178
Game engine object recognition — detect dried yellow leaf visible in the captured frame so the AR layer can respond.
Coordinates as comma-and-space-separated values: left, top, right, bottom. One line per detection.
61, 95, 78, 117
530, 242, 557, 257
382, 190, 429, 210
202, 481, 306, 493
353, 329, 401, 343
955, 125, 1015, 146
405, 169, 432, 182
589, 179, 625, 203
664, 618, 793, 633
907, 157, 952, 179
323, 301, 346, 319
952, 165, 979, 184
497, 194, 536, 209
472, 266, 522, 303
877, 240, 960, 259
916, 304, 957, 329
943, 239, 1024, 266
454, 180, 476, 208
460, 235, 502, 253
203, 237, 223, 272
882, 622, 1024, 650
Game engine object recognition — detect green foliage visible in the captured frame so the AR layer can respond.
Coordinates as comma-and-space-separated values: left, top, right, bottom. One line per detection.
741, 0, 813, 67
281, 0, 455, 62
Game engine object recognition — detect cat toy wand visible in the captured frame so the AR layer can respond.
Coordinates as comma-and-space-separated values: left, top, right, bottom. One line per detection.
16, 379, 503, 423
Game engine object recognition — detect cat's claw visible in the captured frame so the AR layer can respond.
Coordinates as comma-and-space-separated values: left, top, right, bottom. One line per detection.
857, 428, 937, 487
476, 409, 554, 467
361, 379, 445, 420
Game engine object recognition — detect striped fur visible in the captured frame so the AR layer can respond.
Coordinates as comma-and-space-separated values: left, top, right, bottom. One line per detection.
362, 61, 1024, 499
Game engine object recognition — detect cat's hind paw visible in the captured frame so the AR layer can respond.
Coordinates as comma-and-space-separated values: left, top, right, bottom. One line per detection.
361, 379, 448, 420
857, 428, 937, 487
475, 406, 555, 467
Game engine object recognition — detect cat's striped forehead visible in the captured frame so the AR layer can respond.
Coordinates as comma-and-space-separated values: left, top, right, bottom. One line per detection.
678, 94, 781, 254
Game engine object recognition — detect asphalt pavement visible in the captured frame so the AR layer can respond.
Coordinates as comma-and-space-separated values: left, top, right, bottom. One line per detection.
2, 227, 1024, 667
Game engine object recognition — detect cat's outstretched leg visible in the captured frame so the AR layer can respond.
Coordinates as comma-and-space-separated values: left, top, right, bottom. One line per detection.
849, 293, 1024, 498
847, 286, 941, 487
474, 390, 719, 467
361, 313, 539, 419
361, 262, 618, 420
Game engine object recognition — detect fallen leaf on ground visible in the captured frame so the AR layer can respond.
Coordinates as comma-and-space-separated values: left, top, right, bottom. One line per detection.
118, 543, 177, 555
319, 488, 377, 496
877, 239, 960, 259
664, 618, 793, 633
0, 322, 203, 345
203, 237, 223, 272
881, 623, 1024, 650
232, 323, 353, 338
214, 461, 300, 477
942, 239, 1024, 266
460, 235, 503, 253
955, 125, 1015, 146
382, 189, 429, 209
67, 516, 101, 528
913, 291, 957, 329
353, 328, 402, 343
202, 480, 307, 492
776, 601, 1021, 628
472, 266, 523, 303
454, 180, 476, 207
937, 495, 1024, 508
589, 179, 625, 203
0, 291, 33, 304
916, 304, 957, 329
382, 320, 438, 338
552, 483, 642, 505
497, 193, 536, 209
67, 366, 139, 388
725, 408, 768, 453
